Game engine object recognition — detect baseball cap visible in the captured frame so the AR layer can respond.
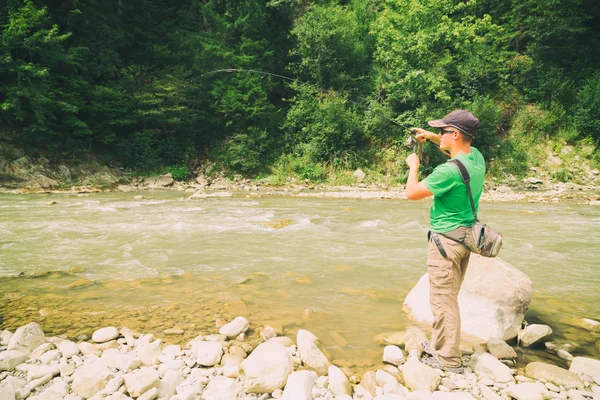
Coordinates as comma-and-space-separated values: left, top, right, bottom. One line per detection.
428, 110, 480, 137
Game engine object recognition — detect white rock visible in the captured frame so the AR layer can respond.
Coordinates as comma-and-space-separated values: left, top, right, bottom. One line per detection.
100, 376, 124, 396
383, 346, 405, 366
57, 341, 80, 358
297, 330, 330, 376
27, 365, 60, 380
135, 339, 162, 366
281, 370, 318, 400
570, 357, 600, 384
566, 389, 587, 400
479, 383, 503, 400
158, 370, 184, 399
328, 365, 352, 397
71, 361, 114, 398
27, 373, 53, 390
376, 370, 398, 387
124, 367, 160, 398
269, 336, 294, 347
487, 338, 517, 359
7, 323, 46, 355
404, 255, 532, 341
468, 352, 515, 384
1, 330, 14, 346
218, 316, 250, 338
102, 350, 142, 372
92, 327, 120, 343
503, 382, 548, 400
78, 342, 100, 356
30, 343, 55, 361
400, 358, 441, 392
0, 380, 16, 400
372, 395, 405, 400
137, 387, 158, 400
519, 324, 552, 347
59, 360, 76, 378
432, 393, 475, 399
241, 341, 294, 393
201, 376, 241, 399
354, 384, 375, 400
194, 341, 223, 367
39, 349, 61, 364
0, 350, 28, 371
222, 364, 240, 378
526, 362, 583, 389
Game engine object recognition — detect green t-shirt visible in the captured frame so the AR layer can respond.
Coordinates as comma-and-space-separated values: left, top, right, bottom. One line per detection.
422, 147, 485, 233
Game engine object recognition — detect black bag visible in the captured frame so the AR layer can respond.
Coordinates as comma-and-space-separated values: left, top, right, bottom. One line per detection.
449, 159, 503, 257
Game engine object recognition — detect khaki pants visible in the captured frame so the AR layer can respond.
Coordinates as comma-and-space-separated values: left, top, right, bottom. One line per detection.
427, 232, 471, 368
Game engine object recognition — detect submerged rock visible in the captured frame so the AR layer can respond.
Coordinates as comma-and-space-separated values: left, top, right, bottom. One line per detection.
403, 255, 532, 342
519, 324, 552, 347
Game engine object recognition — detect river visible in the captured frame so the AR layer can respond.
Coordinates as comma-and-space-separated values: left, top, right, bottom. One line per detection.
1, 191, 599, 371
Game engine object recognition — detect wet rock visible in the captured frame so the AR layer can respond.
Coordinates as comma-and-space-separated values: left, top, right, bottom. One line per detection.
281, 370, 317, 400
487, 338, 517, 359
404, 255, 532, 342
92, 327, 119, 343
269, 337, 294, 347
7, 322, 46, 355
328, 365, 352, 397
241, 341, 293, 393
219, 316, 250, 338
297, 329, 330, 376
468, 352, 515, 384
519, 324, 552, 347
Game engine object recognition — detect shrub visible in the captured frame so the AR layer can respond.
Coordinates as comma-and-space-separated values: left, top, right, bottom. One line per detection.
165, 165, 189, 181
572, 72, 600, 143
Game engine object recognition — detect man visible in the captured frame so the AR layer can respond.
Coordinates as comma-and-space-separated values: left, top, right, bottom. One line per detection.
405, 110, 485, 373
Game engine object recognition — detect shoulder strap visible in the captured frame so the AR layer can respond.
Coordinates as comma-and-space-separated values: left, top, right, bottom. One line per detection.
448, 159, 478, 221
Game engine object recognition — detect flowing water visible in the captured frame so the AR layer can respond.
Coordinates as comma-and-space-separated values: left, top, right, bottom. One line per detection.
1, 191, 599, 372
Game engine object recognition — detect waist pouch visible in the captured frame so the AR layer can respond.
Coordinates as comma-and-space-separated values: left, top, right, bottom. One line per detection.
432, 224, 502, 258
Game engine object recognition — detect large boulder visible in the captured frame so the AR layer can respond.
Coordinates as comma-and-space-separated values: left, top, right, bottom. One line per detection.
241, 341, 294, 393
403, 255, 532, 341
569, 357, 600, 384
7, 323, 46, 355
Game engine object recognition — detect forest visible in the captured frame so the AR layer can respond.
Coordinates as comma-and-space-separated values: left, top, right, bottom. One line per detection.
1, 0, 599, 183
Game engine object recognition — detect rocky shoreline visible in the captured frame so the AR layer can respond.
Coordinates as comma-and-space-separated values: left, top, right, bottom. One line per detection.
1, 318, 600, 400
0, 171, 599, 206
1, 156, 599, 205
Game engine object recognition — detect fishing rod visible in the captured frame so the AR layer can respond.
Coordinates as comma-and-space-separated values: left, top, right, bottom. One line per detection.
198, 68, 426, 161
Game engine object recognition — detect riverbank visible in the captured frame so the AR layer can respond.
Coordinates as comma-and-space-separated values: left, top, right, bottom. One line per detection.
1, 153, 600, 205
1, 319, 600, 400
1, 174, 599, 206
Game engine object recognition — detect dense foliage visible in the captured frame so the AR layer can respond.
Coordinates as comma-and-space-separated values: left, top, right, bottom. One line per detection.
1, 0, 599, 179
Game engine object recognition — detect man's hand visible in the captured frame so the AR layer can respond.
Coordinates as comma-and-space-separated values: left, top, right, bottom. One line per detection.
406, 153, 420, 170
411, 127, 439, 144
